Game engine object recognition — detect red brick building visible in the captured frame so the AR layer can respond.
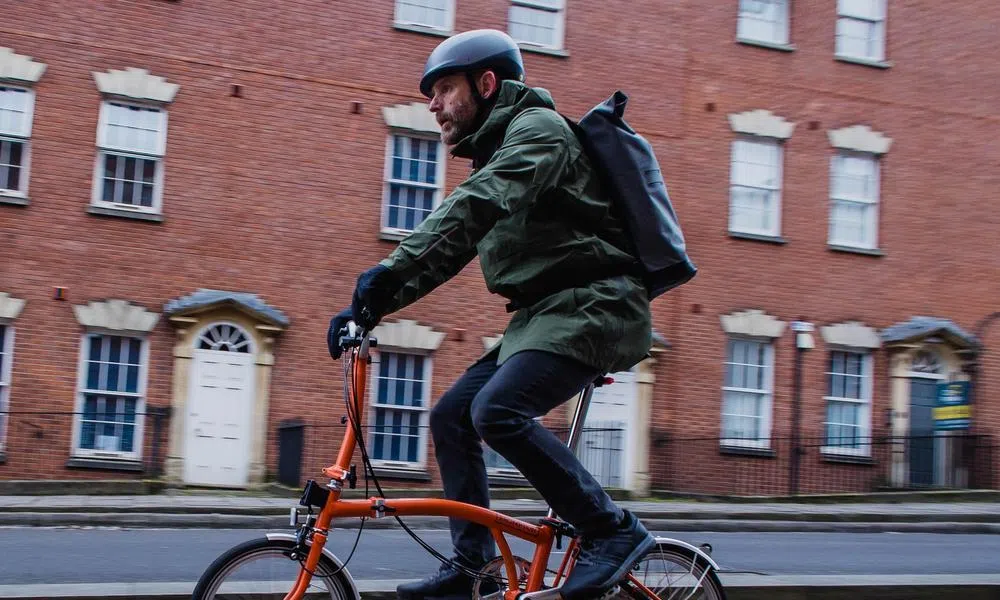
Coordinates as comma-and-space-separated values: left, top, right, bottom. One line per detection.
1, 1, 997, 496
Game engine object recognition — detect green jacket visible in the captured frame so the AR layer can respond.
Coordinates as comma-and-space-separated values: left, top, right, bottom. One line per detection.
379, 81, 652, 374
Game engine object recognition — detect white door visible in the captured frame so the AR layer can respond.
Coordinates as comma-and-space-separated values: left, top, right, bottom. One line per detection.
184, 339, 255, 487
580, 370, 637, 490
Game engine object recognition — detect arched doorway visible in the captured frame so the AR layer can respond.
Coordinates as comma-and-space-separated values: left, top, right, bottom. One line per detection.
183, 322, 256, 487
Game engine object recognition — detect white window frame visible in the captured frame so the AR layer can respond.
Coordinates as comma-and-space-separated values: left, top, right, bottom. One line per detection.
0, 325, 13, 452
90, 100, 168, 215
828, 151, 880, 250
70, 333, 149, 461
822, 350, 873, 457
381, 133, 446, 238
508, 0, 567, 51
737, 0, 790, 46
0, 85, 35, 200
721, 337, 775, 449
729, 136, 783, 238
394, 0, 455, 33
367, 350, 431, 470
836, 0, 886, 62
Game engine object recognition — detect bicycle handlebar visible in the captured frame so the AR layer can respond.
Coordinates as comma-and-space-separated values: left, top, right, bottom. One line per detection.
339, 321, 376, 359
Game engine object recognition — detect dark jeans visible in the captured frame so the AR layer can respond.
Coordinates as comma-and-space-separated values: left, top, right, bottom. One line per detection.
429, 349, 625, 568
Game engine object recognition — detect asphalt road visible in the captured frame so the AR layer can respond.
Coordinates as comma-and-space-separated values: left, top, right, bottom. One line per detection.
2, 527, 999, 585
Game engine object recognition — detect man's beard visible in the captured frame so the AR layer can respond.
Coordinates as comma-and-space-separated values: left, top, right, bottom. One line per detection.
439, 97, 480, 145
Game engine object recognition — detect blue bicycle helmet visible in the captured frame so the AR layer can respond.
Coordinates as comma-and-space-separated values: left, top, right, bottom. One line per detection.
419, 29, 526, 98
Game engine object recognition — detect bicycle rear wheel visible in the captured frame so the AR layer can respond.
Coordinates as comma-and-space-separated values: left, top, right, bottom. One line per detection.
191, 536, 357, 600
617, 542, 726, 600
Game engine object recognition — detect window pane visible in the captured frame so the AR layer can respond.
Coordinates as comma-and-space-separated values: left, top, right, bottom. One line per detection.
0, 87, 30, 137
510, 5, 559, 47
839, 0, 881, 20
397, 0, 450, 28
738, 0, 788, 44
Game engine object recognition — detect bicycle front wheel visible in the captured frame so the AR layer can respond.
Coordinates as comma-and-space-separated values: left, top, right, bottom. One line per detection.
191, 536, 357, 600
617, 542, 726, 600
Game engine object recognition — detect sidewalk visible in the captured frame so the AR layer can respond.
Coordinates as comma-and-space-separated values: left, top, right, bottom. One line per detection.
1, 492, 998, 532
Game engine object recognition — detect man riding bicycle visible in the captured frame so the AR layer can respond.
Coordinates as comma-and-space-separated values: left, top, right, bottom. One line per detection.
328, 29, 656, 600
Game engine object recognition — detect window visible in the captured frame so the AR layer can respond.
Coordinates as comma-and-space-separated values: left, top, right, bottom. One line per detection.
729, 138, 782, 237
509, 0, 566, 50
370, 352, 429, 467
836, 0, 886, 62
382, 135, 443, 235
92, 102, 167, 214
73, 334, 147, 459
737, 0, 790, 46
394, 0, 454, 32
829, 152, 879, 249
721, 338, 773, 447
0, 325, 12, 451
0, 86, 34, 199
824, 351, 872, 455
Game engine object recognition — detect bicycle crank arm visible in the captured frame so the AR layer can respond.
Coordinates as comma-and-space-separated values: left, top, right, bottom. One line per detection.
518, 585, 619, 600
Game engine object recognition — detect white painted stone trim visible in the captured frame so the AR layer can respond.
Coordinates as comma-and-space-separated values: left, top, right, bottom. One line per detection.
482, 334, 503, 351
0, 47, 47, 84
0, 292, 26, 322
73, 299, 160, 335
828, 125, 892, 154
372, 319, 445, 352
721, 309, 785, 338
728, 109, 795, 139
821, 321, 881, 349
93, 67, 179, 104
383, 102, 441, 134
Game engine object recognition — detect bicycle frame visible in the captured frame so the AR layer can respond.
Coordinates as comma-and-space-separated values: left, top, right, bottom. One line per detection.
281, 330, 621, 600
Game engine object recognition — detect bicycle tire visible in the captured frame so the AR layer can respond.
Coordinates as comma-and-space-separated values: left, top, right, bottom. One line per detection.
190, 536, 357, 600
619, 542, 727, 600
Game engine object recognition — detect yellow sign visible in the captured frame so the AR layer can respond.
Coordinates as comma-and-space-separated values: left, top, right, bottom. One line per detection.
933, 405, 972, 421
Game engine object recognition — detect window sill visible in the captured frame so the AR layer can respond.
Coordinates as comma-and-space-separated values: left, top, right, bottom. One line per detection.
393, 23, 452, 38
0, 194, 29, 207
737, 37, 796, 52
369, 465, 431, 482
488, 471, 529, 487
66, 456, 145, 472
821, 452, 875, 466
835, 55, 893, 69
720, 444, 776, 458
87, 205, 164, 223
729, 231, 787, 245
517, 43, 569, 58
829, 244, 884, 257
379, 229, 410, 242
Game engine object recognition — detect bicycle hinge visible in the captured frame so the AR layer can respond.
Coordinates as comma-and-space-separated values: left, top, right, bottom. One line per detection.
323, 466, 350, 490
370, 498, 396, 519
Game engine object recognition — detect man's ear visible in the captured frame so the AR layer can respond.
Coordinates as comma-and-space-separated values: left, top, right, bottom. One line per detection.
478, 70, 499, 100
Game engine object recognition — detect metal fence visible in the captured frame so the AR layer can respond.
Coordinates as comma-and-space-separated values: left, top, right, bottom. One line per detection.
657, 433, 997, 496
0, 408, 172, 478
278, 420, 628, 490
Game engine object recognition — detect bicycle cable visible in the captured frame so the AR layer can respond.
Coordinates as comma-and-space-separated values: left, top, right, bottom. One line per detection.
338, 340, 510, 585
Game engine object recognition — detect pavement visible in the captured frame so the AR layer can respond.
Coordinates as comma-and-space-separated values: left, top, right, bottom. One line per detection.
1, 491, 999, 533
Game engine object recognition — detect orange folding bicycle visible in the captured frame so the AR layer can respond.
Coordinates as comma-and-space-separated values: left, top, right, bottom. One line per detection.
191, 324, 726, 600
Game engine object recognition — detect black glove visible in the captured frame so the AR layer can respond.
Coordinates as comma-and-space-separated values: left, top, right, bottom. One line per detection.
326, 306, 353, 360
351, 264, 402, 330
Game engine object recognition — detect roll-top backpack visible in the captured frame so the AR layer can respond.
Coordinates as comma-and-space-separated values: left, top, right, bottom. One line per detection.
563, 90, 697, 299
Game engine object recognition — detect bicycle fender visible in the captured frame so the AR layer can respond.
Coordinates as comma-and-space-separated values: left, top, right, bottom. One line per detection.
266, 532, 361, 600
653, 536, 721, 572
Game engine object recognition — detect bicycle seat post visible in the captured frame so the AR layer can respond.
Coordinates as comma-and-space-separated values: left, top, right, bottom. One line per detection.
545, 376, 602, 520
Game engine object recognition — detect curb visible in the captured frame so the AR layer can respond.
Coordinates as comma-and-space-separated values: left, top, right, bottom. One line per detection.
2, 512, 998, 533
1, 576, 998, 600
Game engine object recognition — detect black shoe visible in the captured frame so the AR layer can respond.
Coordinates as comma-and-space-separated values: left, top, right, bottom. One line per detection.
396, 561, 498, 600
560, 510, 657, 600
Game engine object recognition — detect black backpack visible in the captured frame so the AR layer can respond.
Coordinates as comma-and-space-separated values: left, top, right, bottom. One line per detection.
563, 91, 697, 299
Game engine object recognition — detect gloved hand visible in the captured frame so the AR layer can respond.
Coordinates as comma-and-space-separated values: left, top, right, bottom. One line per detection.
326, 306, 353, 360
351, 264, 402, 330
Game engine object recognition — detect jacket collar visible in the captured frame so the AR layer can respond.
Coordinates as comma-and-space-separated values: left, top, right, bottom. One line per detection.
451, 80, 557, 167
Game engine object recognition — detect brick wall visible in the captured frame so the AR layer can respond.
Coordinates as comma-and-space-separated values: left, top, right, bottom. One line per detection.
2, 1, 998, 492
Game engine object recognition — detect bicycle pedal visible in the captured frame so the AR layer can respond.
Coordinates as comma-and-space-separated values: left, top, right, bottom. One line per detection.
596, 585, 620, 600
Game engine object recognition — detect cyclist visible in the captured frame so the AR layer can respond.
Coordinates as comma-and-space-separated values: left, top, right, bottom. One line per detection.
328, 28, 655, 600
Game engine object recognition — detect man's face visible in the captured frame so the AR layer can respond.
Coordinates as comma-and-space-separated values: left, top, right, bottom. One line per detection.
428, 74, 480, 146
